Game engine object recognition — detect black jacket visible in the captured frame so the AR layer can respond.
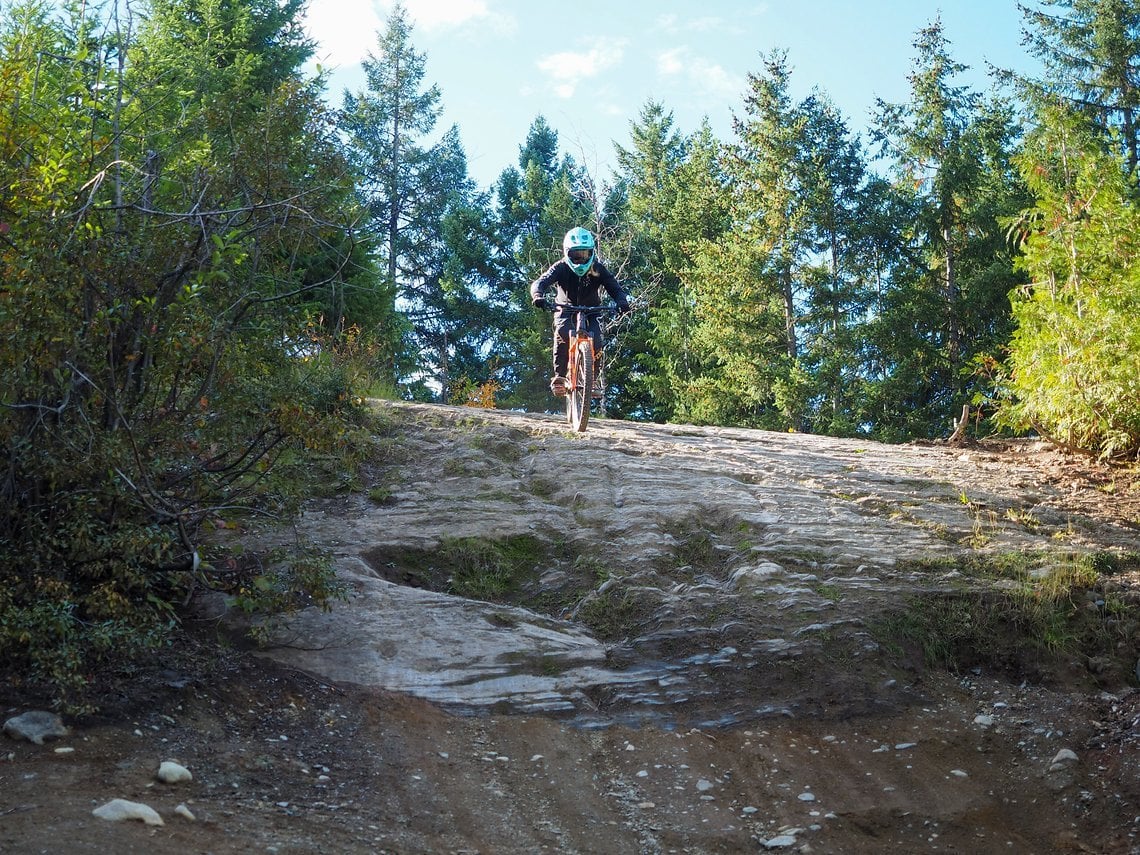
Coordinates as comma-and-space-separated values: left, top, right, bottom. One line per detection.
530, 260, 630, 310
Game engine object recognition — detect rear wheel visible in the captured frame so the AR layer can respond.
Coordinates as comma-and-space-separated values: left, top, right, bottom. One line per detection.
567, 339, 592, 432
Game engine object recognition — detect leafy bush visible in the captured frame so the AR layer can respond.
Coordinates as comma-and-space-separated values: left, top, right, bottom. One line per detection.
0, 3, 393, 710
1001, 107, 1140, 458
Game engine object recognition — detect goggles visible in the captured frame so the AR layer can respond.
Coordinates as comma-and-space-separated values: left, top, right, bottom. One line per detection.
567, 248, 593, 264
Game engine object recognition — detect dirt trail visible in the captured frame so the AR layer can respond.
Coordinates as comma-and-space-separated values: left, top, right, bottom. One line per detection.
2, 401, 1138, 854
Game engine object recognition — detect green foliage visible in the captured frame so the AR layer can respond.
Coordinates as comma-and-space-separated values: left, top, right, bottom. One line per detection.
578, 586, 656, 641
869, 19, 1028, 439
0, 0, 384, 710
341, 5, 488, 403
1000, 105, 1140, 457
230, 546, 344, 645
1016, 0, 1140, 176
441, 535, 546, 600
876, 551, 1135, 675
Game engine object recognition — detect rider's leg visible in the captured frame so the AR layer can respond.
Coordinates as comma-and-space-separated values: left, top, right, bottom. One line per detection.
551, 315, 571, 393
589, 319, 604, 397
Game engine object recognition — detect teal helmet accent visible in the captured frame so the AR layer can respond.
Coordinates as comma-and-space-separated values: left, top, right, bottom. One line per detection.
562, 227, 596, 276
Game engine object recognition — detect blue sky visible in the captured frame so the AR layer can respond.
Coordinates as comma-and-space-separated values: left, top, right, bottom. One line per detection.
302, 1, 1039, 189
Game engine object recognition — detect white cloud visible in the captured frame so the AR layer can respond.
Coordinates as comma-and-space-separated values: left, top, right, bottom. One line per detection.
403, 0, 495, 32
657, 47, 685, 76
654, 14, 736, 35
305, 0, 383, 67
304, 0, 515, 70
656, 46, 740, 102
535, 39, 626, 99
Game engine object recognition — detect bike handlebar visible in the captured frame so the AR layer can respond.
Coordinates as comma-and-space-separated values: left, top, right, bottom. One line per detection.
540, 303, 617, 313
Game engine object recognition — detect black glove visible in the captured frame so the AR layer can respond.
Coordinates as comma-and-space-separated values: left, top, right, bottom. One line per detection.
532, 297, 550, 310
616, 303, 632, 318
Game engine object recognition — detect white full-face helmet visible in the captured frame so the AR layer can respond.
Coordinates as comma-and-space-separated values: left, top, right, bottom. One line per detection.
562, 227, 596, 276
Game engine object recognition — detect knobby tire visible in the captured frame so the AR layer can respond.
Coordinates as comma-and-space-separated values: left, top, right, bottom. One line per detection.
568, 339, 592, 432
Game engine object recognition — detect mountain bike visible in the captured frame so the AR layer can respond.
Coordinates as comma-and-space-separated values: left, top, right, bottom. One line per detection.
548, 304, 614, 433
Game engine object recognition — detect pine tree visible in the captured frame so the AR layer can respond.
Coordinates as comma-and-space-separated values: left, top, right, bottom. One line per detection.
340, 3, 479, 400
1016, 0, 1140, 176
871, 18, 1026, 437
610, 101, 689, 420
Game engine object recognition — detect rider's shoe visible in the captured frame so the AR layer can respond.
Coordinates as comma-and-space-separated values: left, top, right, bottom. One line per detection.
591, 379, 604, 398
550, 375, 568, 396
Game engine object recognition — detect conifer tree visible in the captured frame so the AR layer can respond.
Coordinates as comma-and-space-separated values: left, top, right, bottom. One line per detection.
1016, 0, 1140, 176
871, 18, 1026, 437
340, 2, 479, 400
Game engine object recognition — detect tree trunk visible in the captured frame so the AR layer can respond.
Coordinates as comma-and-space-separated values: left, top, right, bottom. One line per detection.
943, 224, 959, 370
781, 262, 797, 361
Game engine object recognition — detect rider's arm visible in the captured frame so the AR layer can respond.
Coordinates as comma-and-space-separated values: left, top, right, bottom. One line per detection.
530, 263, 562, 303
593, 262, 630, 311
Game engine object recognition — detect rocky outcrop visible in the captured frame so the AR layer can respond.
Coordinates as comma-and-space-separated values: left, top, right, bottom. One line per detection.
247, 402, 1139, 726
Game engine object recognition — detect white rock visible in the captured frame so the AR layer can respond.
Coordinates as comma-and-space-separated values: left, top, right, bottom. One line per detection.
3, 711, 68, 745
798, 792, 816, 801
742, 806, 759, 814
1050, 748, 1078, 766
950, 769, 969, 778
696, 779, 714, 792
764, 835, 798, 848
973, 714, 995, 728
174, 803, 196, 821
92, 799, 164, 826
895, 742, 916, 750
156, 760, 193, 784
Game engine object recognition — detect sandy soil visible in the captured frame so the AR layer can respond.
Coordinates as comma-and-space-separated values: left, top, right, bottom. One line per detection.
1, 646, 1138, 854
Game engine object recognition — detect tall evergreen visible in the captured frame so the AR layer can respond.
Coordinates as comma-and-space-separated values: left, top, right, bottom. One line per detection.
1016, 0, 1140, 176
791, 96, 876, 436
610, 101, 689, 420
871, 18, 1026, 438
340, 3, 478, 400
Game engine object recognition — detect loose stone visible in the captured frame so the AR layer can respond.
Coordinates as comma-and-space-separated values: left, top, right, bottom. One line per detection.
764, 834, 798, 848
156, 760, 193, 784
1049, 748, 1079, 772
3, 712, 69, 745
92, 799, 164, 826
175, 803, 196, 821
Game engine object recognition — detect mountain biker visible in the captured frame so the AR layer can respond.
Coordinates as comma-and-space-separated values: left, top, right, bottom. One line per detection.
530, 227, 630, 396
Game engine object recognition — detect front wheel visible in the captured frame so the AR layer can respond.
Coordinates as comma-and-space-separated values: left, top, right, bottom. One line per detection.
567, 339, 593, 432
